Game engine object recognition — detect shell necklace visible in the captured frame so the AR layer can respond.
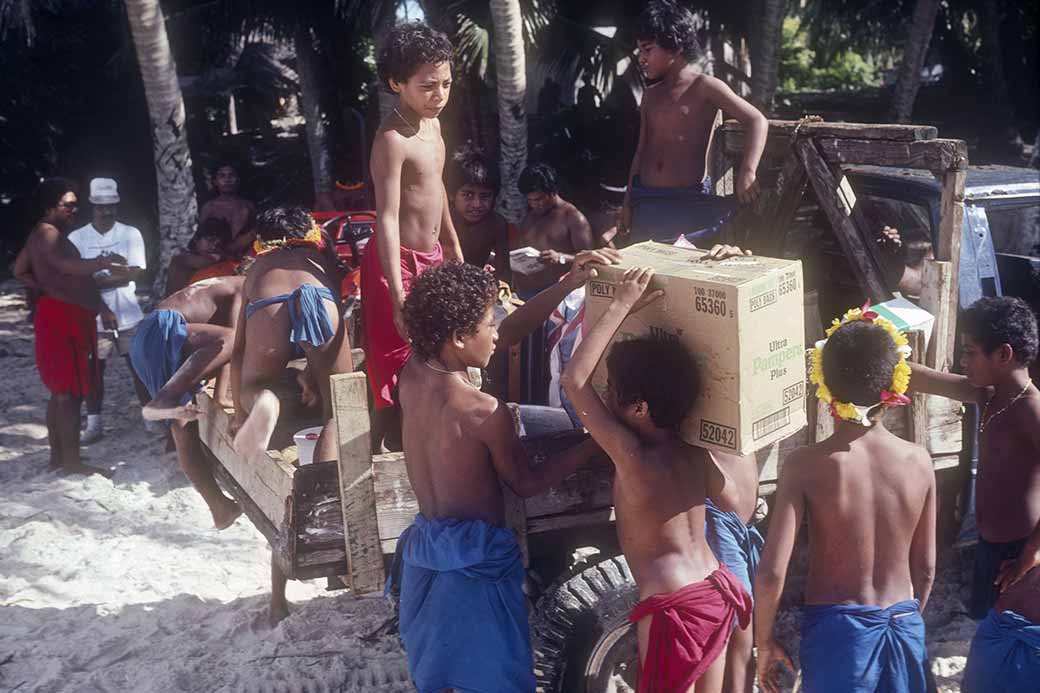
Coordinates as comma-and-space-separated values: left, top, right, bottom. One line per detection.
980, 379, 1033, 433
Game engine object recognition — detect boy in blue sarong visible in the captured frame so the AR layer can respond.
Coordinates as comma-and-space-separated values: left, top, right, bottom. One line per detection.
963, 564, 1040, 692
907, 297, 1040, 619
755, 310, 938, 693
130, 273, 245, 532
618, 1, 768, 247
391, 262, 605, 693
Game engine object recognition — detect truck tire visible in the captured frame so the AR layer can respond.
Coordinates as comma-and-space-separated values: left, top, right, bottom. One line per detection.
531, 555, 640, 693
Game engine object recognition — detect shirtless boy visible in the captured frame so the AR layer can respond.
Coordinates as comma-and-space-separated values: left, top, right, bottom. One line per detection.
963, 564, 1040, 692
907, 296, 1040, 618
446, 146, 513, 281
129, 274, 244, 529
231, 206, 352, 465
165, 218, 234, 295
365, 21, 463, 452
562, 267, 754, 693
390, 262, 601, 693
513, 162, 595, 298
755, 316, 936, 693
199, 162, 255, 257
621, 1, 768, 245
15, 177, 126, 476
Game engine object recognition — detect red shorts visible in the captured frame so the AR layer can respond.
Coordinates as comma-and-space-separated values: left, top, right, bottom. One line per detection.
34, 295, 98, 397
360, 233, 443, 408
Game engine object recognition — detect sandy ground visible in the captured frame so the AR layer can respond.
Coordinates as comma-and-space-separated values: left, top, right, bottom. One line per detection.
0, 285, 975, 692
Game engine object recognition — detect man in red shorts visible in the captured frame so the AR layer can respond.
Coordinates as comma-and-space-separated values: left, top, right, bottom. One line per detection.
14, 178, 126, 476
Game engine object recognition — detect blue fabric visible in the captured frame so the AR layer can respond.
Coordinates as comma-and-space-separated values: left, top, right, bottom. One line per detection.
704, 498, 764, 598
387, 514, 534, 693
800, 600, 929, 693
971, 537, 1026, 619
629, 176, 737, 246
129, 309, 190, 405
245, 284, 336, 349
964, 609, 1040, 693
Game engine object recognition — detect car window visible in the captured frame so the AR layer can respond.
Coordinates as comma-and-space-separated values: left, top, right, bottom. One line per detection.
858, 195, 932, 245
983, 199, 1040, 256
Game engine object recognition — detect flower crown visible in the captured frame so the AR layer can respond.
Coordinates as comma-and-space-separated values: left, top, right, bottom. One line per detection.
253, 218, 325, 256
809, 302, 913, 425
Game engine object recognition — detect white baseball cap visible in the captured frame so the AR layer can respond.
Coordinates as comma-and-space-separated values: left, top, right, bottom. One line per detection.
89, 178, 120, 205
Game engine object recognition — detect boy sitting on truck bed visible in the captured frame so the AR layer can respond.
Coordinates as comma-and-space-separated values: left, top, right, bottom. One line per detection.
446, 145, 514, 282
129, 273, 246, 530
755, 309, 936, 693
906, 296, 1040, 619
390, 262, 602, 693
562, 266, 754, 693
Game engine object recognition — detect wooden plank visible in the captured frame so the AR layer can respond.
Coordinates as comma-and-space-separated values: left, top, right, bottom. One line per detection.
757, 150, 809, 256
815, 138, 968, 175
796, 138, 892, 304
527, 508, 616, 534
196, 392, 295, 527
503, 487, 529, 566
920, 260, 955, 371
814, 395, 834, 443
721, 119, 939, 142
907, 330, 929, 447
331, 372, 383, 594
372, 452, 417, 543
935, 171, 965, 366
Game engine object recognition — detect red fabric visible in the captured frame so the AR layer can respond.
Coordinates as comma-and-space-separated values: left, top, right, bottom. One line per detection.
359, 232, 443, 408
188, 260, 238, 285
33, 295, 98, 397
629, 565, 752, 693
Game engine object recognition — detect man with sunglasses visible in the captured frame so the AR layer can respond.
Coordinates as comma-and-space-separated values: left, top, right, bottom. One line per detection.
14, 177, 126, 475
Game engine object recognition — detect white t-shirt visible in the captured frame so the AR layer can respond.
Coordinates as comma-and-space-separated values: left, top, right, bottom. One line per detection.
68, 222, 147, 331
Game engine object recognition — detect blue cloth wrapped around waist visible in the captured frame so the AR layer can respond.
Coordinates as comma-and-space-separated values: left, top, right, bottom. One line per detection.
387, 514, 534, 693
704, 498, 763, 598
245, 284, 336, 350
129, 309, 190, 404
629, 176, 737, 246
964, 609, 1040, 693
800, 599, 929, 693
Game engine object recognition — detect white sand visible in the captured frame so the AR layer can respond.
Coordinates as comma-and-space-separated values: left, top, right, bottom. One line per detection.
0, 286, 973, 692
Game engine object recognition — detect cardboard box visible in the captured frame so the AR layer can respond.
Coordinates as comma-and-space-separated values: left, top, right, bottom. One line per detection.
584, 242, 806, 455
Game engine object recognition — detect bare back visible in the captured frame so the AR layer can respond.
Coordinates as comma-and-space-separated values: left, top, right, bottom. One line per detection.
25, 223, 99, 310
159, 276, 244, 326
372, 117, 446, 253
613, 440, 721, 599
398, 357, 507, 525
794, 425, 934, 607
638, 71, 721, 188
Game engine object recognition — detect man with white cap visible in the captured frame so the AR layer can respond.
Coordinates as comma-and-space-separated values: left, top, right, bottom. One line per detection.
69, 178, 151, 441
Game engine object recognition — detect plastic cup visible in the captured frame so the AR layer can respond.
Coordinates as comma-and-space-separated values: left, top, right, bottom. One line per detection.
293, 426, 323, 465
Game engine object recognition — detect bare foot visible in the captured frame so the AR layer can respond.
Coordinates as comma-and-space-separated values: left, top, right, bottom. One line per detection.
143, 402, 200, 423
212, 499, 243, 530
269, 599, 290, 628
233, 391, 279, 455
60, 462, 114, 478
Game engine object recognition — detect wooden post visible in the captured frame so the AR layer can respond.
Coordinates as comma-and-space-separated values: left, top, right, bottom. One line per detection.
758, 150, 808, 256
919, 260, 955, 371
504, 402, 529, 565
907, 330, 929, 447
935, 169, 966, 365
331, 372, 383, 594
796, 138, 891, 304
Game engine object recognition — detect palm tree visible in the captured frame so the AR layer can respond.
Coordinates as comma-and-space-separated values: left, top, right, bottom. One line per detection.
886, 0, 941, 123
124, 0, 198, 295
489, 0, 528, 223
750, 0, 786, 112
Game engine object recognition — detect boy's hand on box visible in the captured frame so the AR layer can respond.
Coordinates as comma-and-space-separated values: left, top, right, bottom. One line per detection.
704, 244, 752, 260
614, 267, 664, 314
566, 248, 622, 287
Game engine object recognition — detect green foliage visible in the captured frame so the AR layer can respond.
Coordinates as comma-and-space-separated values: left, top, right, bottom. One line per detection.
779, 17, 880, 92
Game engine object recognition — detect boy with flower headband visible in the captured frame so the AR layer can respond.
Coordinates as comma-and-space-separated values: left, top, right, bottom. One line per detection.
365, 21, 464, 452
755, 306, 936, 693
906, 296, 1040, 620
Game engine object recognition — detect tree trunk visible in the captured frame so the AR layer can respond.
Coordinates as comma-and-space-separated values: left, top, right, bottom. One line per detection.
124, 0, 198, 297
489, 0, 527, 224
295, 23, 333, 198
750, 0, 785, 113
887, 0, 941, 123
372, 8, 397, 125
977, 0, 1022, 155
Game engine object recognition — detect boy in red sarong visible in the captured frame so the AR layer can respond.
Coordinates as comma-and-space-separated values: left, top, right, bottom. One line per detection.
364, 21, 463, 452
562, 255, 755, 693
